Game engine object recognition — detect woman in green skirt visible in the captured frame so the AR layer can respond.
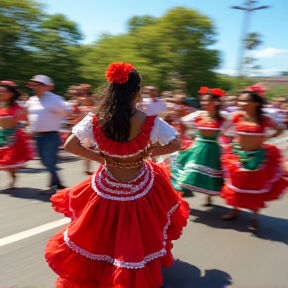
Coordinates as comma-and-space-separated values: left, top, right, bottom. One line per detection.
170, 87, 228, 206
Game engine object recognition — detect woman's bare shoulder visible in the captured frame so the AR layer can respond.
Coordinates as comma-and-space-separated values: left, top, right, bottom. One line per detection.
130, 110, 147, 126
128, 110, 147, 140
134, 109, 147, 119
91, 106, 100, 114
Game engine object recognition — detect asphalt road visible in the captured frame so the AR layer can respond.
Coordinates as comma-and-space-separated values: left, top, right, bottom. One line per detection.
1, 134, 288, 288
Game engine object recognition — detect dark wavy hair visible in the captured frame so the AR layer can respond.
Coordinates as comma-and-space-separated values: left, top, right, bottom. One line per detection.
200, 92, 222, 120
239, 90, 264, 123
0, 84, 21, 107
97, 68, 141, 142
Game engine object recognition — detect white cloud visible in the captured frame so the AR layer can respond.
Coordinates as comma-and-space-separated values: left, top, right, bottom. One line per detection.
215, 68, 282, 77
254, 48, 288, 58
215, 69, 237, 76
250, 69, 282, 77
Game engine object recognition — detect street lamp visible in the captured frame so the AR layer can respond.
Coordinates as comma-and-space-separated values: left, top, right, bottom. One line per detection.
232, 1, 269, 77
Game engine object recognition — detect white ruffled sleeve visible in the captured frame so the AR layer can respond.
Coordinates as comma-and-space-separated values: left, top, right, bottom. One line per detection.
220, 110, 232, 121
219, 111, 235, 136
150, 117, 177, 146
181, 111, 201, 127
72, 113, 97, 148
264, 113, 287, 130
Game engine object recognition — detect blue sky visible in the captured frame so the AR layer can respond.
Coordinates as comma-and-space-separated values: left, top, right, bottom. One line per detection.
39, 0, 288, 76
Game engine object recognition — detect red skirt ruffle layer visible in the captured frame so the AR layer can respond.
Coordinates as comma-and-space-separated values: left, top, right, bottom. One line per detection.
0, 129, 34, 170
221, 144, 288, 210
45, 161, 189, 288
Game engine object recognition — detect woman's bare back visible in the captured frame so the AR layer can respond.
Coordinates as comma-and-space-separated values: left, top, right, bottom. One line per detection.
127, 110, 147, 141
105, 110, 150, 182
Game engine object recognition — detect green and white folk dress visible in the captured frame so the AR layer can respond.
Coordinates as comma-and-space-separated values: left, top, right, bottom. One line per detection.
170, 111, 229, 195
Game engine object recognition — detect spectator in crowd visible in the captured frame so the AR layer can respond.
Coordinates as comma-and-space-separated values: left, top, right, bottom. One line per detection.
26, 75, 70, 194
145, 86, 167, 116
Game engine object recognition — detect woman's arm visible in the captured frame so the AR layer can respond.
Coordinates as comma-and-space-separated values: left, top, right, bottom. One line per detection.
65, 134, 105, 164
266, 125, 283, 138
149, 139, 181, 158
265, 115, 285, 138
181, 110, 201, 127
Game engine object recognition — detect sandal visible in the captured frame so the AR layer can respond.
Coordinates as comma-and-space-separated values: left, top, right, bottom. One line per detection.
248, 218, 258, 232
202, 195, 213, 207
222, 210, 240, 220
85, 171, 93, 176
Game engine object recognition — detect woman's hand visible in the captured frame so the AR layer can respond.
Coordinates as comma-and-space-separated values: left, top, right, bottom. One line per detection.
65, 134, 105, 164
149, 139, 181, 158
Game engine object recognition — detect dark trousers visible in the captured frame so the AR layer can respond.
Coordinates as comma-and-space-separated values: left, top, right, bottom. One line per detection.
35, 132, 62, 187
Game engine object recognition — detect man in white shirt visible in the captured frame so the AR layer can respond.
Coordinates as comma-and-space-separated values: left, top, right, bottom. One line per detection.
26, 75, 70, 194
145, 86, 167, 116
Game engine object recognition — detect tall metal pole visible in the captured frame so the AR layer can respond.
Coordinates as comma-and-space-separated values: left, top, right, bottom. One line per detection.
232, 1, 269, 78
236, 4, 252, 77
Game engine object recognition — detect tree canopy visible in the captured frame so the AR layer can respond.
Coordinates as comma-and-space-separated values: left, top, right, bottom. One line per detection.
80, 7, 220, 96
1, 0, 283, 99
0, 0, 84, 94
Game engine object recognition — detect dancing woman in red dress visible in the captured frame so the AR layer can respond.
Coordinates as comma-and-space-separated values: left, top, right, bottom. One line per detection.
0, 81, 33, 188
221, 87, 287, 231
45, 63, 189, 288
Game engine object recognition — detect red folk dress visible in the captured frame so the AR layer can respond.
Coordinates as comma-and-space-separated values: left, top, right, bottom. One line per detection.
0, 104, 33, 170
221, 112, 288, 211
45, 113, 189, 288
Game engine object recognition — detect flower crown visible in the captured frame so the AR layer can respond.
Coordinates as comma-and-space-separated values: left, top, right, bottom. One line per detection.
210, 88, 225, 97
106, 62, 134, 84
0, 80, 17, 87
198, 87, 225, 97
246, 85, 265, 97
198, 87, 209, 94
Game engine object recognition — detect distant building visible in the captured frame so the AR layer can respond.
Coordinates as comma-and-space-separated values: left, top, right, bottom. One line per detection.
263, 76, 288, 87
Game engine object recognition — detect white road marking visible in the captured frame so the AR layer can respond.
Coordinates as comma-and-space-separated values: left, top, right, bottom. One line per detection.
0, 218, 70, 247
267, 137, 288, 145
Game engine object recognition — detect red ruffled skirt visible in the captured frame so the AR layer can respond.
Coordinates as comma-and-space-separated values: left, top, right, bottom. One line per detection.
0, 128, 34, 170
45, 161, 189, 288
221, 144, 288, 211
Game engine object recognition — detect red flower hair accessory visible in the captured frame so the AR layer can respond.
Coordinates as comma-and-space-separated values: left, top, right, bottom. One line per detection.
106, 62, 134, 84
198, 87, 209, 94
246, 85, 265, 97
210, 88, 225, 97
0, 80, 16, 86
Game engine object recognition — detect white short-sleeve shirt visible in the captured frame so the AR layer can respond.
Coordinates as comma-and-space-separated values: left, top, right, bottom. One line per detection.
26, 92, 69, 132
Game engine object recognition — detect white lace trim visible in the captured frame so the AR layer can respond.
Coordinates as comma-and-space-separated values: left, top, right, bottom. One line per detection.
197, 127, 222, 131
91, 163, 155, 201
236, 131, 266, 136
224, 165, 283, 194
105, 177, 134, 189
72, 113, 97, 148
101, 149, 145, 158
195, 138, 217, 143
163, 203, 179, 243
150, 117, 177, 146
63, 202, 180, 269
97, 165, 151, 195
182, 163, 222, 177
181, 183, 221, 195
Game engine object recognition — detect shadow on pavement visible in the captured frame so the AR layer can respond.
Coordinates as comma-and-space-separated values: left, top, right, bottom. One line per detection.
190, 205, 288, 245
17, 167, 46, 174
58, 156, 81, 164
0, 187, 52, 202
182, 190, 195, 198
163, 260, 232, 288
